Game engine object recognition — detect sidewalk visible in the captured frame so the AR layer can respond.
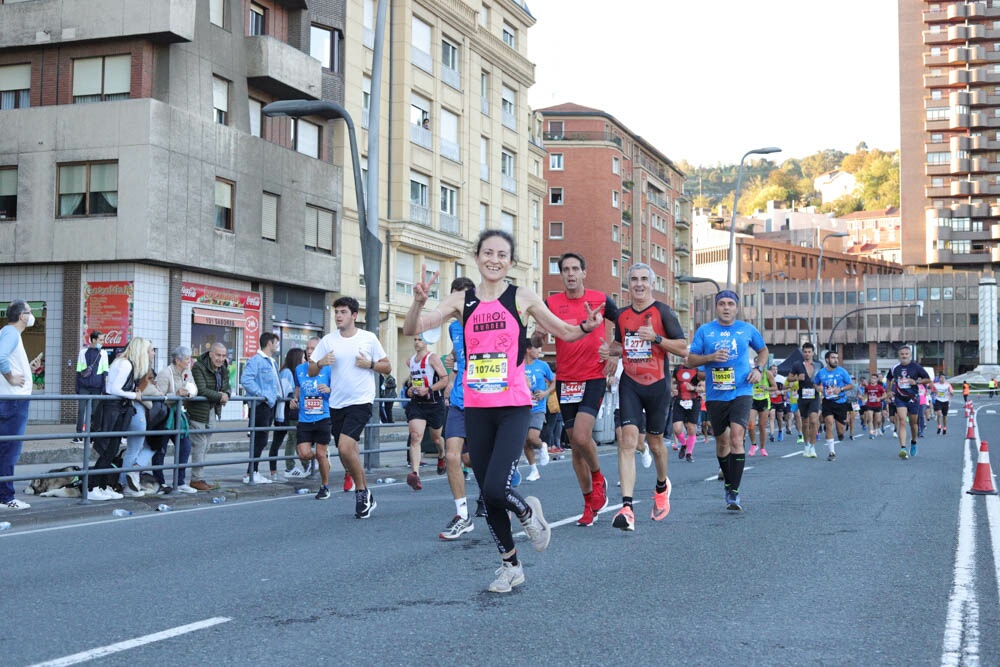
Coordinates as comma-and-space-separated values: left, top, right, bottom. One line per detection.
3, 420, 423, 531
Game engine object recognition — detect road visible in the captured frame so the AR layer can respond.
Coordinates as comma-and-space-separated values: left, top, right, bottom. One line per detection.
4, 409, 1000, 666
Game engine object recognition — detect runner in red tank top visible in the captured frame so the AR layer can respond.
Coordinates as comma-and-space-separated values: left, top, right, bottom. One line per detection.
671, 365, 702, 462
404, 230, 603, 594
542, 252, 618, 527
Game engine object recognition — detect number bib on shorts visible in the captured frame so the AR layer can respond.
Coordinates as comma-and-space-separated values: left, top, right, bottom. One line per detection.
303, 396, 324, 416
680, 399, 693, 410
560, 381, 585, 404
752, 384, 768, 400
801, 387, 816, 399
712, 367, 735, 392
467, 352, 508, 394
623, 333, 652, 362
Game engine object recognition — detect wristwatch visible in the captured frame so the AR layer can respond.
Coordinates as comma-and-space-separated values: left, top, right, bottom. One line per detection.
754, 365, 763, 373
653, 335, 663, 345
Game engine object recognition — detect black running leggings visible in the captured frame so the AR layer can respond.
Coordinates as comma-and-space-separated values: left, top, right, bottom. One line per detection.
465, 406, 531, 554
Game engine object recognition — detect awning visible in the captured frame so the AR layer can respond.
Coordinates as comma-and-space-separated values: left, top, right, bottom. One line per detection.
192, 307, 246, 328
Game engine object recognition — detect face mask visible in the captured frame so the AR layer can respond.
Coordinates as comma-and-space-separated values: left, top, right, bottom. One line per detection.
94, 343, 102, 349
24, 313, 35, 327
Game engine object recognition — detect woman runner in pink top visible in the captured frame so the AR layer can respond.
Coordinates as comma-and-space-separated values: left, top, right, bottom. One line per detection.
404, 230, 602, 593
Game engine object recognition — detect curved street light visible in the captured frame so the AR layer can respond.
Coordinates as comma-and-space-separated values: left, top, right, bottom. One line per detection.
726, 146, 782, 291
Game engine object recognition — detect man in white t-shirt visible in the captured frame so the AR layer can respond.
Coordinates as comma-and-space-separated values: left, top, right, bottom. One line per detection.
309, 296, 390, 519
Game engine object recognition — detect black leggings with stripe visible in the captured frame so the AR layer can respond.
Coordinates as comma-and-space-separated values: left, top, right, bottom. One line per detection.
465, 405, 531, 554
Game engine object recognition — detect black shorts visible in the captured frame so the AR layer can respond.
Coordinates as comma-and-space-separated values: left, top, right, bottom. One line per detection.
821, 400, 849, 425
934, 400, 949, 413
556, 378, 606, 429
863, 404, 881, 414
706, 396, 752, 435
671, 398, 699, 424
751, 398, 771, 413
798, 396, 822, 415
614, 407, 645, 432
329, 403, 373, 442
772, 402, 786, 415
296, 418, 332, 446
405, 400, 444, 430
619, 375, 668, 435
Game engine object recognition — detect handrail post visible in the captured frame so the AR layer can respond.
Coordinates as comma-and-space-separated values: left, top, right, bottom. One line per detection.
79, 395, 93, 504
246, 397, 257, 485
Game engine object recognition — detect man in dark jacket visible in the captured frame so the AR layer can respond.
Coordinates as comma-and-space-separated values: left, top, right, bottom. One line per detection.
187, 343, 231, 491
73, 330, 108, 443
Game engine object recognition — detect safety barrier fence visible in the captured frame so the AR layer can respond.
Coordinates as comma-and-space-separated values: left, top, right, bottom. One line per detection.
0, 393, 416, 504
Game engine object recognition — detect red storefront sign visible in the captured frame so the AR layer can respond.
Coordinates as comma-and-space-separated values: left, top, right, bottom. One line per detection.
83, 281, 133, 347
182, 282, 261, 358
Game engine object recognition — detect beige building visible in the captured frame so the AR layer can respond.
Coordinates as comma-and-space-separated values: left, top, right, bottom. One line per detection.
899, 0, 1000, 267
843, 207, 902, 264
340, 0, 542, 369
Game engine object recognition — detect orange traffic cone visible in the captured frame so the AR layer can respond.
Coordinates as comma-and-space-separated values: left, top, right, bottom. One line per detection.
967, 418, 976, 441
967, 440, 998, 495
965, 401, 974, 417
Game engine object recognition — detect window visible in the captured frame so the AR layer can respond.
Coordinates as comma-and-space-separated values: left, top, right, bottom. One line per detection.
500, 211, 515, 234
212, 76, 229, 124
612, 190, 619, 208
612, 224, 619, 242
532, 241, 539, 269
424, 259, 440, 299
531, 199, 539, 229
249, 3, 265, 36
442, 39, 460, 89
480, 136, 489, 181
362, 76, 372, 129
412, 17, 432, 72
396, 251, 415, 294
0, 168, 17, 220
410, 171, 429, 224
548, 120, 563, 138
363, 0, 375, 48
311, 26, 342, 73
261, 192, 278, 241
549, 221, 564, 239
502, 22, 516, 48
440, 184, 458, 221
480, 4, 489, 28
304, 204, 334, 253
501, 85, 516, 129
213, 178, 234, 230
612, 259, 619, 277
480, 71, 490, 115
549, 153, 563, 170
440, 108, 459, 161
612, 156, 620, 174
548, 256, 560, 274
293, 118, 320, 158
73, 55, 130, 104
58, 162, 118, 217
549, 187, 563, 205
210, 0, 227, 28
410, 93, 431, 147
501, 150, 516, 192
931, 89, 942, 100
248, 98, 262, 137
0, 64, 30, 110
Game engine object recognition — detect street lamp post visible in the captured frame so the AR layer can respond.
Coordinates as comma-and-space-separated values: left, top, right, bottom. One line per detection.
262, 100, 382, 337
782, 315, 813, 348
726, 146, 781, 291
678, 275, 721, 329
811, 231, 849, 350
933, 310, 942, 373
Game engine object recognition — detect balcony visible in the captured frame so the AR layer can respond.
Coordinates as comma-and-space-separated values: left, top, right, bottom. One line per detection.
440, 138, 460, 162
439, 212, 460, 236
542, 131, 622, 145
0, 0, 196, 48
441, 66, 461, 91
245, 35, 322, 99
480, 163, 489, 181
501, 174, 517, 193
481, 97, 489, 116
363, 28, 375, 49
502, 110, 517, 131
675, 244, 690, 256
412, 47, 433, 74
675, 216, 690, 230
410, 123, 432, 150
410, 203, 431, 226
647, 192, 670, 210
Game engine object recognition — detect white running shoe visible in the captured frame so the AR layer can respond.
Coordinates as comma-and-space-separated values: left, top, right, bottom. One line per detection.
175, 484, 198, 494
3, 498, 30, 509
284, 465, 307, 479
102, 487, 124, 500
639, 446, 653, 469
123, 487, 146, 497
243, 472, 274, 484
525, 468, 541, 482
538, 444, 550, 467
488, 561, 525, 593
520, 496, 551, 552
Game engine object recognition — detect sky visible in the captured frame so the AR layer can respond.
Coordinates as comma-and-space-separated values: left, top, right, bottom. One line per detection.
526, 0, 901, 167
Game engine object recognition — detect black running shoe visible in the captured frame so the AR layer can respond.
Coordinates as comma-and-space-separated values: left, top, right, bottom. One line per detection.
475, 498, 487, 517
355, 489, 376, 519
315, 485, 331, 500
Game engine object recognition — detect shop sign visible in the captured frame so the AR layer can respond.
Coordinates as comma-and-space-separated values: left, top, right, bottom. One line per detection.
181, 282, 261, 310
83, 281, 133, 348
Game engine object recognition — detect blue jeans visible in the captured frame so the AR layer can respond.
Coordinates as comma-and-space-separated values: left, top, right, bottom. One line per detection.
152, 434, 191, 486
119, 405, 152, 485
0, 399, 30, 503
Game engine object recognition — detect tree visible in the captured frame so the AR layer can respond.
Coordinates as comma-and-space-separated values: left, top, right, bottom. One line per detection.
800, 149, 847, 180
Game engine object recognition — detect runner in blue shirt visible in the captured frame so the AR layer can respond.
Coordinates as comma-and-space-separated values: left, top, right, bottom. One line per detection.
813, 350, 853, 461
686, 290, 768, 511
294, 358, 333, 499
523, 333, 555, 482
887, 345, 931, 459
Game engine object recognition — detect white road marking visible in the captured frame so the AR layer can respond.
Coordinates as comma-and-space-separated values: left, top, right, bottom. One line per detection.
781, 451, 804, 459
986, 410, 996, 415
29, 617, 231, 667
941, 416, 983, 666
987, 494, 1000, 614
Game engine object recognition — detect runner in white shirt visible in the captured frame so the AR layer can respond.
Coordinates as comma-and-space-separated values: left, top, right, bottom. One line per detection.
932, 374, 954, 435
309, 296, 390, 519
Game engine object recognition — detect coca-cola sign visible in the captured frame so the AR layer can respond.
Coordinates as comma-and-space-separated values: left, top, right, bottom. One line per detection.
181, 282, 261, 311
83, 281, 133, 347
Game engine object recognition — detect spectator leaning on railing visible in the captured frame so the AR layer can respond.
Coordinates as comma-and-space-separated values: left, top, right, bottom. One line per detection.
240, 332, 281, 484
73, 330, 108, 443
187, 342, 231, 492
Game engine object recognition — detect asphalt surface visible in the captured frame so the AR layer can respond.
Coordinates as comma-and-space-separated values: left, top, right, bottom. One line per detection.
3, 409, 999, 666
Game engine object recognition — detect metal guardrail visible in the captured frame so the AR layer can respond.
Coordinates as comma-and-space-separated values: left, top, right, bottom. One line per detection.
0, 393, 416, 504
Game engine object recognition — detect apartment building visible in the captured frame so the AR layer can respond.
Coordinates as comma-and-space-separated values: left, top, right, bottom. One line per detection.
842, 207, 903, 264
339, 0, 541, 370
0, 0, 346, 422
537, 103, 692, 332
899, 0, 1000, 267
